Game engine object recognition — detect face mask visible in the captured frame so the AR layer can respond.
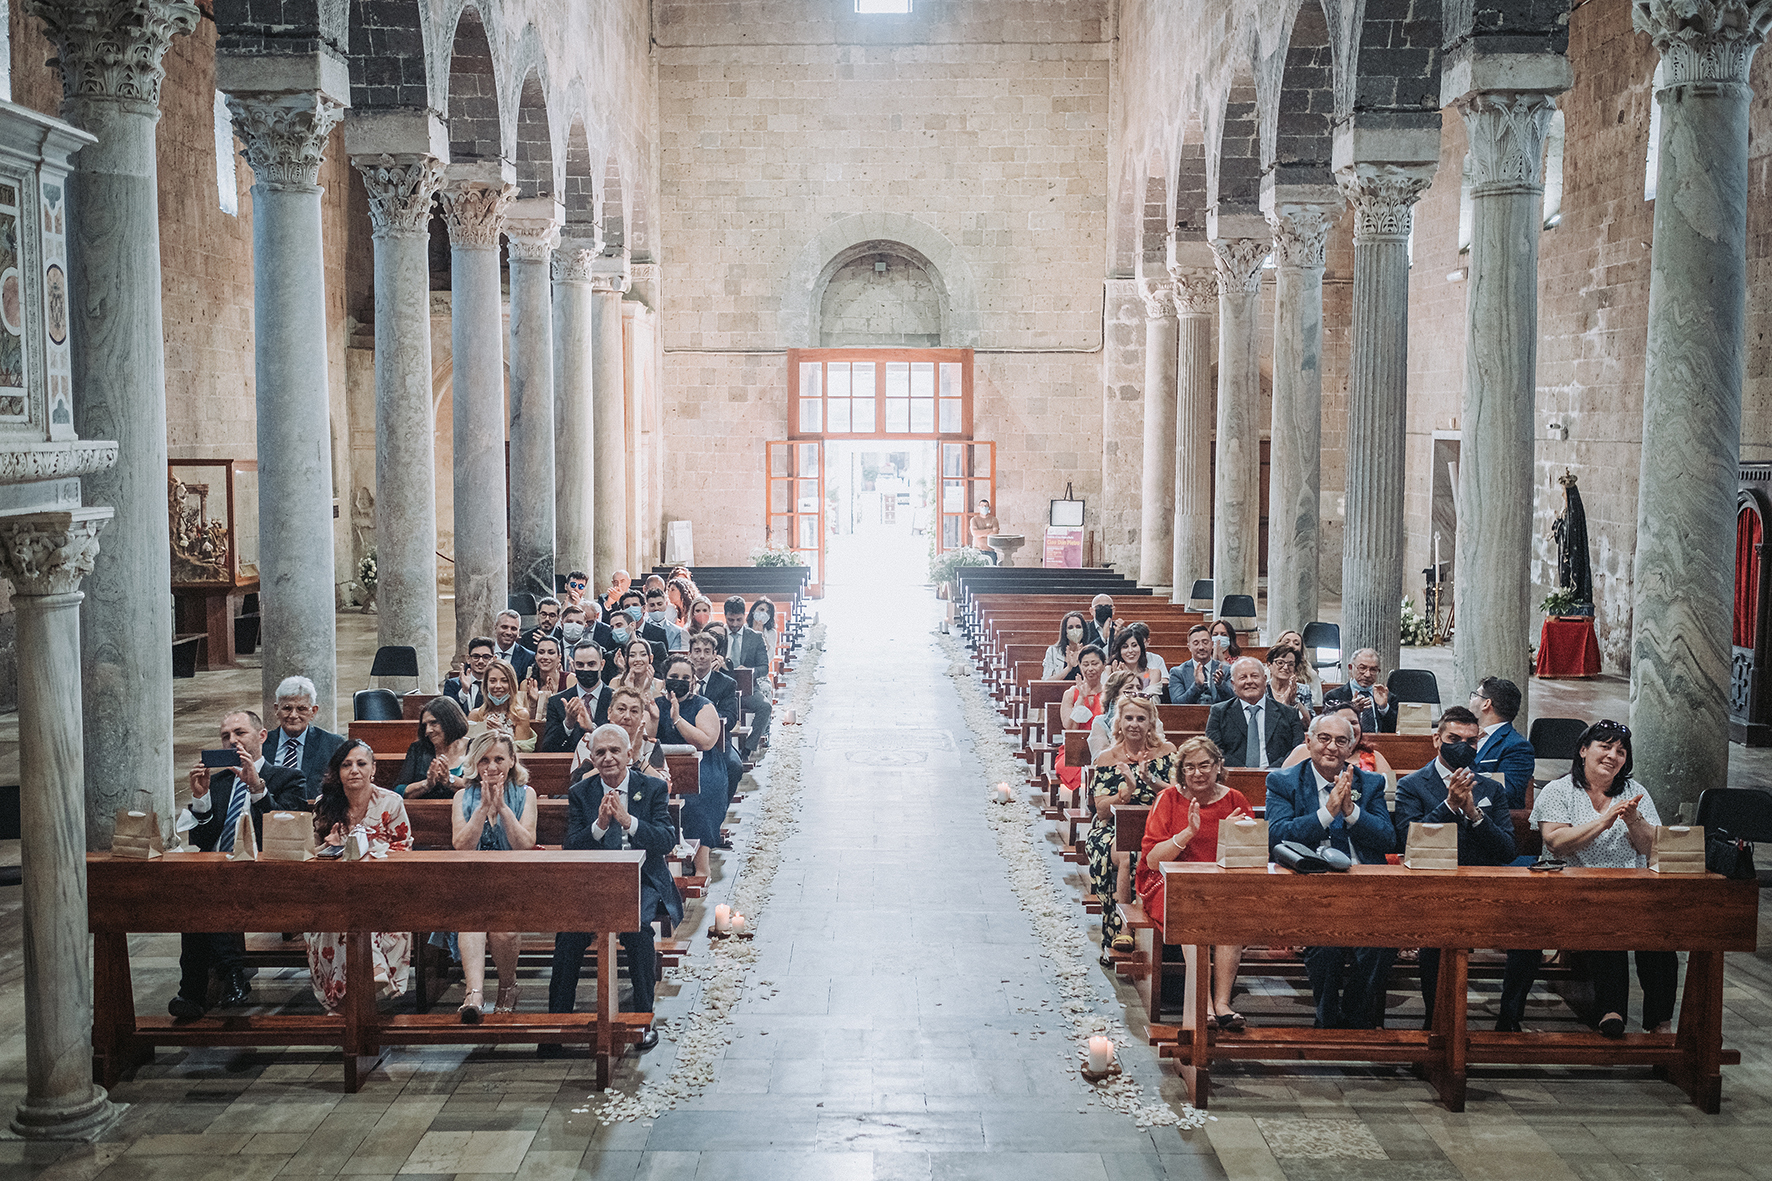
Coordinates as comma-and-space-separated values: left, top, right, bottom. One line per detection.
753, 611, 767, 626
625, 606, 644, 622
488, 691, 510, 707
665, 677, 692, 699
1094, 605, 1112, 624
648, 609, 666, 623
1441, 739, 1479, 771
1067, 626, 1084, 643
561, 623, 584, 643
575, 670, 599, 690
612, 627, 630, 643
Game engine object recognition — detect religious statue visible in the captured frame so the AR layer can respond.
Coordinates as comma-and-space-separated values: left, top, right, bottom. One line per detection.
1550, 470, 1593, 607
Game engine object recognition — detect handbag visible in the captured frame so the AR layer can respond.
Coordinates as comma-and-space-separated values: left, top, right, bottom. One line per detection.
1705, 829, 1757, 880
1274, 840, 1328, 874
111, 792, 164, 859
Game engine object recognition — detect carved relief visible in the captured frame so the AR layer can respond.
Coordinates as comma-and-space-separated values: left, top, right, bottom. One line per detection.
354, 154, 445, 240
1167, 266, 1218, 315
1337, 166, 1434, 243
0, 440, 118, 482
227, 93, 344, 193
0, 509, 109, 596
505, 218, 563, 263
1138, 279, 1176, 320
552, 249, 598, 283
1210, 237, 1270, 296
590, 271, 631, 295
1459, 92, 1557, 196
1269, 206, 1333, 269
1634, 0, 1772, 86
24, 0, 199, 109
440, 182, 516, 250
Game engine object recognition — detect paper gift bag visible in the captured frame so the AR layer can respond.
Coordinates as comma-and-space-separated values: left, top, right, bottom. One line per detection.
259, 811, 316, 862
111, 796, 163, 859
227, 810, 258, 861
1650, 824, 1706, 874
1404, 821, 1460, 869
1217, 816, 1269, 868
1396, 703, 1435, 736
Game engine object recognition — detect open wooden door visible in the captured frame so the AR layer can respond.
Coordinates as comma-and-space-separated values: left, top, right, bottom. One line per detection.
766, 440, 824, 596
938, 441, 995, 553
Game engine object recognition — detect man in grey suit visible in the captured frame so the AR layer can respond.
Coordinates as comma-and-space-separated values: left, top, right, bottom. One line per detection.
722, 596, 773, 756
1168, 623, 1232, 704
266, 675, 345, 803
1205, 657, 1304, 768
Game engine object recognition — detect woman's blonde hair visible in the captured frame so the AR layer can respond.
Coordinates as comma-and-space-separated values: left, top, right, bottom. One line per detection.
480, 658, 520, 702
1110, 692, 1167, 746
461, 730, 530, 785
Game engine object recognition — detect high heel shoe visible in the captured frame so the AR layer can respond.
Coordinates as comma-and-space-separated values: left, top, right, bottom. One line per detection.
459, 989, 484, 1025
495, 983, 521, 1013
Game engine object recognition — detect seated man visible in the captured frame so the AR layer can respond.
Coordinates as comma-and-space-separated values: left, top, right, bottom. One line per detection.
1206, 657, 1303, 769
266, 675, 345, 802
541, 644, 613, 753
1469, 676, 1534, 810
1169, 623, 1232, 705
1392, 706, 1535, 1029
561, 568, 590, 610
170, 709, 309, 1019
1322, 648, 1398, 734
1082, 593, 1122, 653
642, 585, 688, 653
689, 631, 745, 796
523, 596, 562, 652
545, 724, 681, 1055
492, 609, 536, 681
444, 637, 496, 715
598, 568, 629, 613
721, 596, 773, 757
612, 589, 665, 665
1265, 713, 1397, 1029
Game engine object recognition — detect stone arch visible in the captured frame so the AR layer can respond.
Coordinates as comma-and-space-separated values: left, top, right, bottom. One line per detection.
1140, 167, 1169, 277
445, 5, 504, 163
782, 213, 980, 348
1268, 0, 1336, 186
346, 0, 431, 110
562, 115, 596, 243
600, 155, 625, 252
1345, 0, 1441, 121
1175, 108, 1209, 244
514, 67, 552, 199
1210, 56, 1262, 220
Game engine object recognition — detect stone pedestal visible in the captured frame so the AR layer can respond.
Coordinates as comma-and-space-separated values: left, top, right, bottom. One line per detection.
1169, 269, 1216, 602
26, 0, 198, 845
553, 242, 597, 579
1209, 237, 1269, 614
1629, 5, 1769, 816
1137, 280, 1178, 588
506, 201, 562, 602
591, 263, 629, 585
441, 178, 514, 657
354, 152, 444, 692
1, 508, 123, 1141
227, 89, 345, 726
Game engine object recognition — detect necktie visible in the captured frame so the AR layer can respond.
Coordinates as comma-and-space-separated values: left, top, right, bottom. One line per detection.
1329, 811, 1353, 856
1244, 703, 1262, 768
281, 734, 299, 768
217, 776, 248, 853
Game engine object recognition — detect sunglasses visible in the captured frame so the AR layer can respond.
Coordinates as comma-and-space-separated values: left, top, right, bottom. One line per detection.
1591, 719, 1631, 739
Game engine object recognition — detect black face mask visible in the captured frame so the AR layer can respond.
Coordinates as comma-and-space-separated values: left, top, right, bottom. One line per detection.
575, 669, 599, 690
1440, 739, 1479, 771
1094, 605, 1112, 625
665, 677, 693, 699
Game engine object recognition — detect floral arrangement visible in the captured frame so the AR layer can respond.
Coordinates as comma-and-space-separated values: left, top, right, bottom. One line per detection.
1540, 587, 1581, 617
750, 543, 798, 568
930, 545, 992, 587
1400, 596, 1435, 646
357, 550, 377, 597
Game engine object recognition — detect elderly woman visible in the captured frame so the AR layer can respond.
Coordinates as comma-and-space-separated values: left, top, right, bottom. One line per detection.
306, 740, 413, 1012
1528, 720, 1676, 1037
1265, 642, 1312, 725
1055, 646, 1109, 794
1138, 736, 1255, 1029
657, 654, 727, 847
394, 696, 471, 799
449, 732, 537, 1021
571, 686, 660, 783
1112, 628, 1168, 700
1088, 695, 1178, 957
1042, 610, 1091, 681
469, 658, 536, 750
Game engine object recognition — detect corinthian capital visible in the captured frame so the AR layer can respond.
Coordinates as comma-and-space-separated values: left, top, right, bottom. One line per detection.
1210, 237, 1270, 296
25, 0, 199, 110
1633, 0, 1772, 86
227, 92, 345, 193
1458, 92, 1557, 196
1336, 164, 1435, 244
552, 247, 598, 283
1139, 279, 1175, 320
1268, 205, 1333, 269
440, 182, 516, 250
0, 507, 112, 597
1167, 266, 1218, 315
506, 218, 562, 263
354, 153, 445, 240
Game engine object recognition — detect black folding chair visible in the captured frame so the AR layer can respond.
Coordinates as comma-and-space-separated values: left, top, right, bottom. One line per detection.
1300, 620, 1340, 676
353, 688, 403, 721
1527, 717, 1588, 763
1695, 788, 1772, 843
1386, 668, 1441, 705
1218, 594, 1256, 623
1188, 579, 1214, 612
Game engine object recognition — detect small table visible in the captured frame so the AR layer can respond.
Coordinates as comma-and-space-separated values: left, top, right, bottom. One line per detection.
1536, 616, 1602, 678
173, 578, 258, 670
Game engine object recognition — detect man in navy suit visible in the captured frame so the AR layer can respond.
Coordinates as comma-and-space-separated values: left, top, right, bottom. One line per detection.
543, 724, 682, 1054
1393, 706, 1538, 1029
1265, 713, 1397, 1028
690, 631, 746, 796
1469, 676, 1535, 810
1206, 658, 1304, 768
1322, 648, 1398, 733
721, 596, 774, 756
492, 610, 537, 681
267, 675, 345, 803
444, 637, 496, 712
540, 645, 613, 753
1168, 624, 1232, 705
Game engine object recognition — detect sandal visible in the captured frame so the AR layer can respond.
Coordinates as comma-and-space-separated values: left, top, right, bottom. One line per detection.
1216, 1011, 1246, 1033
459, 988, 484, 1025
1110, 934, 1135, 954
495, 983, 521, 1014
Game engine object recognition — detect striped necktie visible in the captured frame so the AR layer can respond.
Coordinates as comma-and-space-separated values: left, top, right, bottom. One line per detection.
217, 777, 248, 853
281, 733, 299, 768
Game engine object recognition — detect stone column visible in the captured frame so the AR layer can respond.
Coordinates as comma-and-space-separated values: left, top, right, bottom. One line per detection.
1, 508, 122, 1140
1169, 268, 1217, 602
440, 179, 515, 657
590, 264, 629, 585
506, 200, 562, 602
553, 241, 597, 578
1137, 279, 1178, 588
1264, 202, 1334, 640
1629, 4, 1769, 816
1336, 166, 1433, 670
353, 152, 444, 692
1451, 91, 1561, 712
1208, 236, 1269, 615
25, 0, 198, 845
227, 89, 346, 726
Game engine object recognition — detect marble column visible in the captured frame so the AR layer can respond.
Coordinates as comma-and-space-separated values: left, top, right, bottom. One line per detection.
1, 508, 123, 1140
354, 152, 444, 692
1264, 203, 1334, 640
506, 201, 562, 602
1137, 279, 1178, 588
1337, 166, 1433, 670
1209, 236, 1269, 616
553, 241, 597, 578
1452, 92, 1560, 713
591, 266, 629, 584
227, 90, 345, 726
1629, 4, 1769, 816
440, 179, 514, 658
25, 0, 198, 845
1169, 268, 1217, 602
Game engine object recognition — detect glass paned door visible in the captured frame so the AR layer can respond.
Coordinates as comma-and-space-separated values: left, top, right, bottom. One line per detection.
937, 441, 995, 554
766, 440, 824, 594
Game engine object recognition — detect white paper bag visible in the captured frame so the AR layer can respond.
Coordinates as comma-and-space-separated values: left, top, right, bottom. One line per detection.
112, 795, 163, 860
1396, 703, 1435, 736
1404, 821, 1460, 869
260, 811, 315, 862
227, 810, 258, 861
1649, 824, 1706, 874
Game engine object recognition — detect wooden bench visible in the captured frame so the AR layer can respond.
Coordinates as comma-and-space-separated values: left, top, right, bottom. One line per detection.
88, 850, 650, 1091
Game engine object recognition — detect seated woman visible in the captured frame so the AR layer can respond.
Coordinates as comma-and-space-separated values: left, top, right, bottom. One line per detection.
571, 686, 660, 783
667, 577, 696, 627
450, 732, 538, 1022
620, 637, 663, 702
1274, 629, 1323, 702
469, 658, 536, 751
394, 696, 471, 799
1112, 628, 1169, 700
520, 636, 570, 721
1087, 670, 1141, 761
1088, 695, 1178, 957
687, 596, 713, 636
657, 655, 727, 848
1042, 610, 1091, 681
306, 740, 414, 1012
1528, 720, 1675, 1037
1054, 646, 1109, 795
1265, 642, 1312, 725
1138, 736, 1254, 1029
1208, 619, 1242, 664
750, 596, 781, 659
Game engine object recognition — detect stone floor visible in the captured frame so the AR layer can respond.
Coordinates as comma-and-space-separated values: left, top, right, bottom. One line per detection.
0, 534, 1767, 1179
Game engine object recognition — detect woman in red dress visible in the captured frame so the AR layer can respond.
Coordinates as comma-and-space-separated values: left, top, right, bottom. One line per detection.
1054, 646, 1108, 795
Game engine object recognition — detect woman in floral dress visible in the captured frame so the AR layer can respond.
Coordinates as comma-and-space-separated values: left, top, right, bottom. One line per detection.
1087, 696, 1177, 957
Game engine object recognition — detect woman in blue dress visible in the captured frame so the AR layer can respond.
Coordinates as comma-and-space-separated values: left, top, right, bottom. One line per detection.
449, 732, 536, 1022
656, 654, 727, 848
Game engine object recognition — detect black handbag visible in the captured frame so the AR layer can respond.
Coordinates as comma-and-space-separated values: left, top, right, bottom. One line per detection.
1274, 840, 1329, 874
1706, 830, 1757, 880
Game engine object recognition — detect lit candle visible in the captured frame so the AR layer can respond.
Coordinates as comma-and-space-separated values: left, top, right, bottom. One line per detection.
994, 782, 1011, 803
732, 914, 747, 933
714, 904, 731, 933
1434, 530, 1441, 573
1087, 1036, 1113, 1073
784, 707, 797, 725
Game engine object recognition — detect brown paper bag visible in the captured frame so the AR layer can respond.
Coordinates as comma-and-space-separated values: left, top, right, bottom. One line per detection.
1404, 821, 1460, 869
112, 796, 164, 859
1217, 816, 1269, 868
1650, 824, 1706, 874
227, 810, 258, 861
1396, 703, 1435, 736
260, 811, 316, 862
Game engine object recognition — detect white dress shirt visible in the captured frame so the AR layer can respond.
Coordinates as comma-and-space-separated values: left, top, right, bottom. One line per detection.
1309, 761, 1365, 863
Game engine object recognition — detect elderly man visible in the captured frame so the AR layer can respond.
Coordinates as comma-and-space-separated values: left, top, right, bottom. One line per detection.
1170, 623, 1232, 705
266, 675, 345, 802
542, 724, 680, 1055
1469, 676, 1535, 809
492, 609, 536, 680
1322, 648, 1398, 734
1082, 593, 1122, 653
1206, 657, 1303, 769
1265, 713, 1397, 1029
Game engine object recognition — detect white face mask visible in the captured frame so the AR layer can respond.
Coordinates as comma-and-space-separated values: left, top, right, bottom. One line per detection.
1067, 626, 1084, 643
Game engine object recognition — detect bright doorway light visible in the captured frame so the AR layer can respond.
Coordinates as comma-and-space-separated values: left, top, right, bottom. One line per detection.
857, 0, 911, 12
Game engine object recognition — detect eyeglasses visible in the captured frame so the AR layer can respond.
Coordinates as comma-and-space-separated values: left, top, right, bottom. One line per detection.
1269, 659, 1296, 670
1591, 719, 1631, 739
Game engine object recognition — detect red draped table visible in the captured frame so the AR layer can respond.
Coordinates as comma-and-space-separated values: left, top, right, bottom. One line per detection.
1536, 616, 1602, 678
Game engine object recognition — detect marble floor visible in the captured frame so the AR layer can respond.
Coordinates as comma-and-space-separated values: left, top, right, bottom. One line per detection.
0, 539, 1767, 1179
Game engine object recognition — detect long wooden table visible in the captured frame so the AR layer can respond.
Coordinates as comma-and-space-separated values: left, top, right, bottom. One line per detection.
1153, 863, 1759, 1112
88, 850, 648, 1091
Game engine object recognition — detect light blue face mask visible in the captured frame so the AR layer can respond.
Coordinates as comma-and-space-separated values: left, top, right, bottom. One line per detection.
648, 609, 666, 624
625, 606, 644, 622
612, 627, 630, 643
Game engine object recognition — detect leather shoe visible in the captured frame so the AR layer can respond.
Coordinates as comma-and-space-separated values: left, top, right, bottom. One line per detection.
217, 969, 251, 1008
634, 1025, 659, 1052
168, 994, 206, 1021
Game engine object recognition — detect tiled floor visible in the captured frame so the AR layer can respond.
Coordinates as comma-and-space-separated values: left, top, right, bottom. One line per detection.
0, 538, 1767, 1179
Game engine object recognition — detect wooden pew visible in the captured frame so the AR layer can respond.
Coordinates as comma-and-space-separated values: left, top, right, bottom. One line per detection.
350, 719, 414, 757
1366, 733, 1438, 773
88, 850, 651, 1091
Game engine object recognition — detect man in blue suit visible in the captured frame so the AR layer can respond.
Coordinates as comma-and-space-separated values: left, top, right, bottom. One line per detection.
1469, 676, 1534, 809
1168, 624, 1232, 705
267, 675, 345, 803
1265, 713, 1397, 1029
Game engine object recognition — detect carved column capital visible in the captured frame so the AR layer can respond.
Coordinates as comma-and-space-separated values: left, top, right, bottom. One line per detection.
24, 0, 199, 111
1457, 92, 1558, 197
226, 91, 345, 193
1209, 237, 1270, 297
1633, 0, 1772, 87
1268, 205, 1333, 269
1139, 279, 1176, 320
590, 271, 630, 296
1167, 266, 1218, 315
440, 181, 516, 250
552, 247, 598, 283
0, 507, 112, 597
353, 153, 445, 240
1336, 164, 1435, 244
505, 217, 562, 263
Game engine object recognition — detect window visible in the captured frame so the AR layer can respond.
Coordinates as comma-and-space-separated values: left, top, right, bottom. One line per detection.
790, 348, 971, 439
214, 91, 238, 216
856, 0, 911, 10
1645, 62, 1664, 202
1542, 108, 1566, 229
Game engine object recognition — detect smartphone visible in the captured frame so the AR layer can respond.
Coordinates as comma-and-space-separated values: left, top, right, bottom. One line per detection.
316, 844, 346, 860
200, 747, 242, 769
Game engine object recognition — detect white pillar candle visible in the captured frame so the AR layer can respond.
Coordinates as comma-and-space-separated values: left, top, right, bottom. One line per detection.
714, 904, 731, 933
731, 914, 746, 933
783, 707, 797, 725
1087, 1036, 1113, 1073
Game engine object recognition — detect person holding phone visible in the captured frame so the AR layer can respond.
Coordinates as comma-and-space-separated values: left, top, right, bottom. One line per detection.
655, 655, 726, 846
